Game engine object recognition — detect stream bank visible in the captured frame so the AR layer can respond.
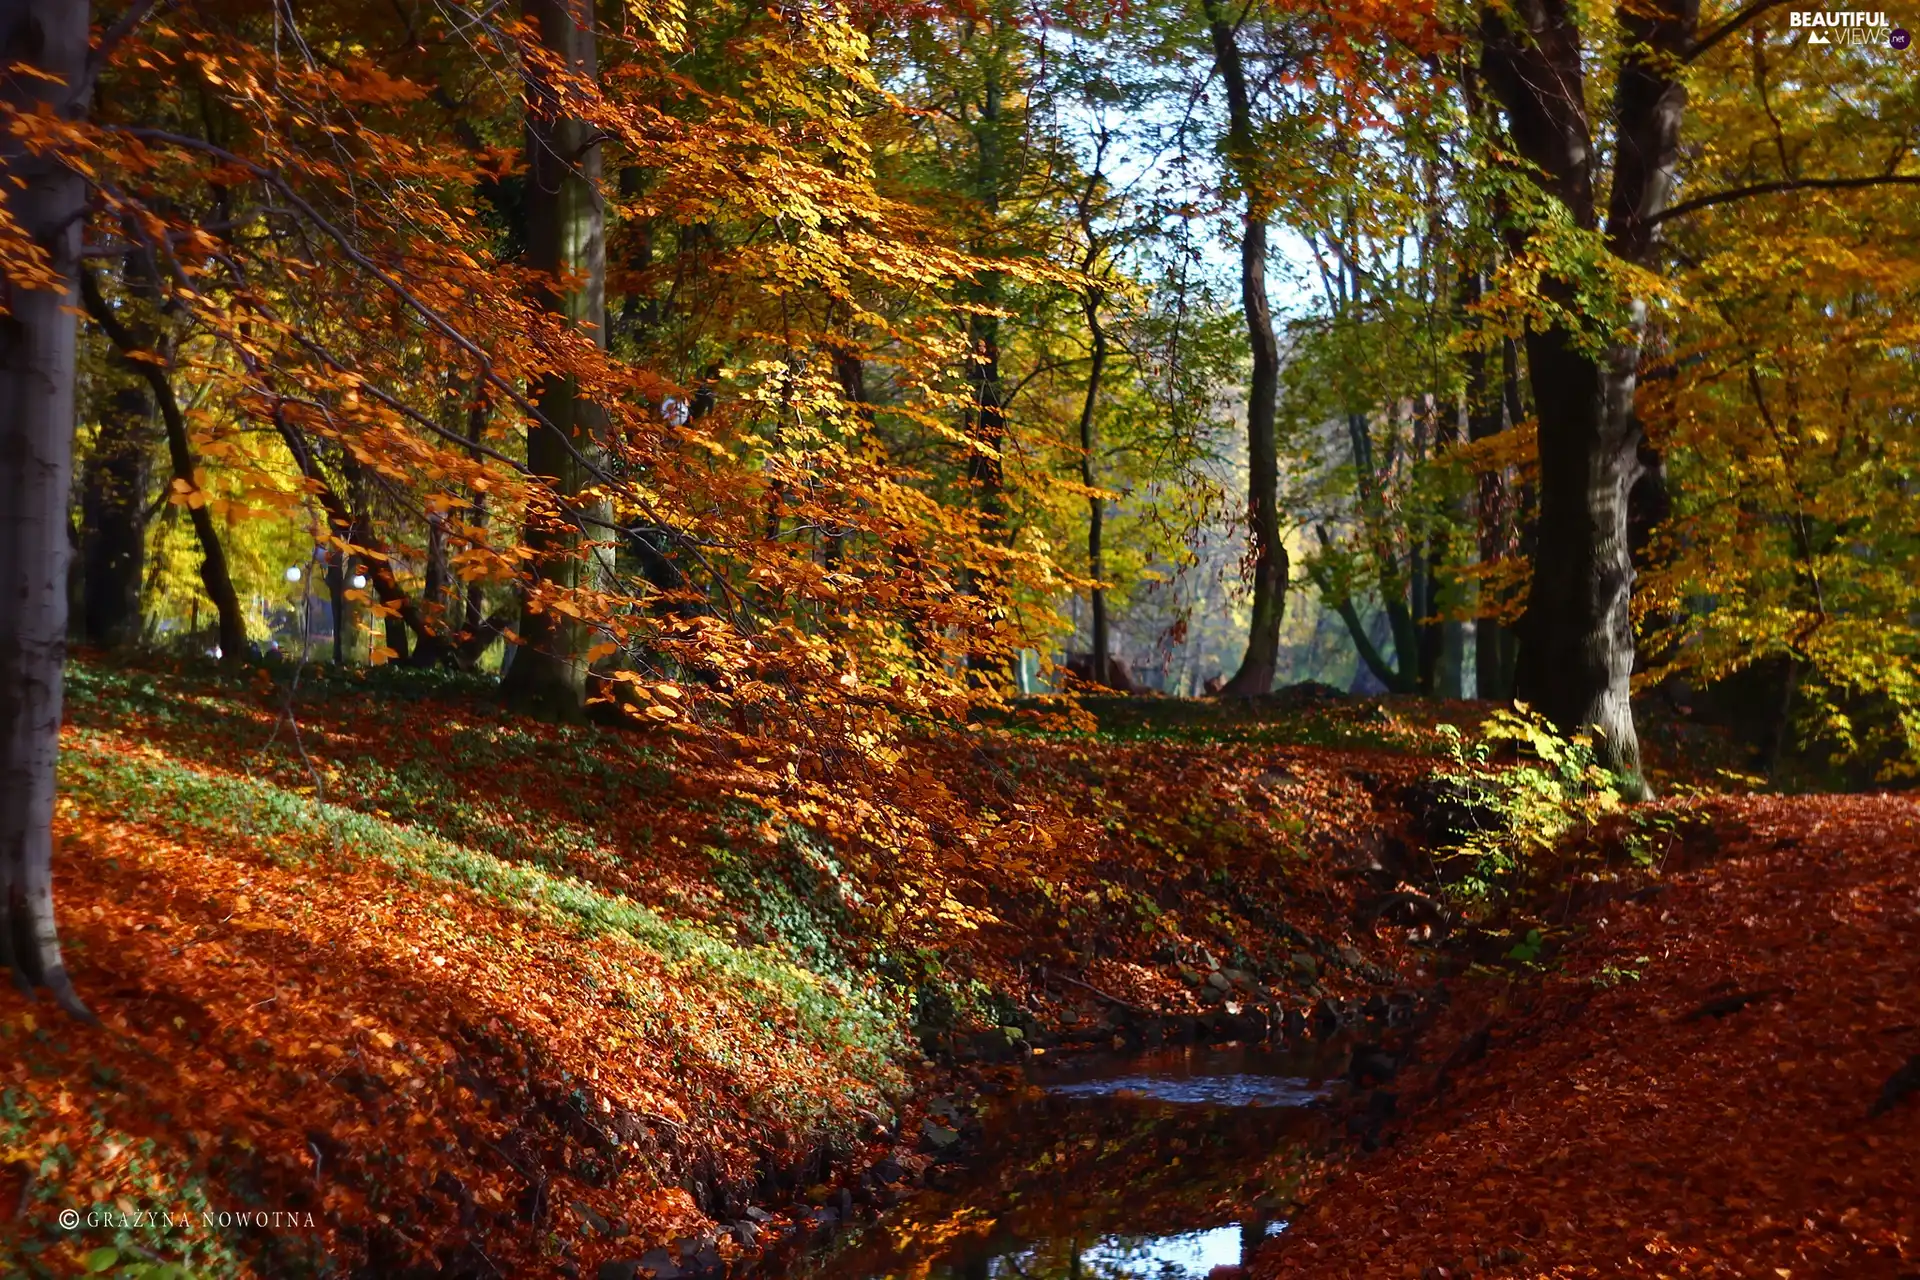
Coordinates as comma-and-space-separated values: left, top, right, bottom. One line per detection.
8, 663, 1470, 1280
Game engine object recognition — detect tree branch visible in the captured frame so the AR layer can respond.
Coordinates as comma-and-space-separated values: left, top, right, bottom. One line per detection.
1686, 0, 1793, 64
101, 127, 750, 626
1650, 174, 1920, 225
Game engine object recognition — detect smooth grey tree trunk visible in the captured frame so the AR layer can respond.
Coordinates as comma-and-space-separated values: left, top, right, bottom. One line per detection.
0, 0, 92, 1017
504, 0, 608, 720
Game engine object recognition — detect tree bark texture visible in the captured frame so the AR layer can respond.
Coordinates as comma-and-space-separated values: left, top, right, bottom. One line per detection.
1480, 0, 1696, 790
504, 0, 608, 720
1207, 0, 1287, 696
0, 0, 93, 1017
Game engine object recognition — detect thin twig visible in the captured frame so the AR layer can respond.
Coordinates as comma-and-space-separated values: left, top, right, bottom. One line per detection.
1045, 966, 1150, 1015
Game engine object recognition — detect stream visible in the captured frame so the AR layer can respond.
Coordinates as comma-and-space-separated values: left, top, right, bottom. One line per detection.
792, 1045, 1341, 1280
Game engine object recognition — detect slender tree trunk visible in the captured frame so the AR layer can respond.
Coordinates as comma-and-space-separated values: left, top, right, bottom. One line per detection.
335, 459, 415, 665
1207, 0, 1287, 696
0, 0, 92, 1018
79, 267, 248, 662
504, 0, 608, 719
962, 52, 1009, 681
1078, 291, 1111, 687
963, 301, 1007, 676
326, 547, 350, 665
1343, 409, 1418, 688
1424, 396, 1468, 697
79, 380, 153, 648
1464, 273, 1517, 700
1480, 0, 1695, 793
825, 342, 869, 573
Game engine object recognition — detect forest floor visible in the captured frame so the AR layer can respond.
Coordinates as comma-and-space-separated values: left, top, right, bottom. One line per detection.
1259, 792, 1920, 1279
4, 657, 1912, 1279
0, 658, 1462, 1279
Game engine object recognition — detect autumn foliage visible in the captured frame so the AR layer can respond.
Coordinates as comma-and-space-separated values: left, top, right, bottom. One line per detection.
5, 1, 1920, 1277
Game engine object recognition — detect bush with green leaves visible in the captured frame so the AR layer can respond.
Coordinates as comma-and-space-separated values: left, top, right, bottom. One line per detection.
1430, 706, 1623, 909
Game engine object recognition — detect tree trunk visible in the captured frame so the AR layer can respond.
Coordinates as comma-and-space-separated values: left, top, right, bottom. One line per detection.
78, 381, 153, 648
503, 0, 608, 720
78, 267, 248, 662
1464, 277, 1517, 700
1480, 0, 1696, 792
326, 546, 350, 665
0, 0, 92, 1018
1421, 395, 1470, 698
1207, 0, 1287, 696
1512, 322, 1643, 779
824, 341, 868, 573
962, 50, 1009, 682
1078, 291, 1111, 687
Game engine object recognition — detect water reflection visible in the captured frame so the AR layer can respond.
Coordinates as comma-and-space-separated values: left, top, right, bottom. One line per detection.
968, 1221, 1289, 1279
1046, 1074, 1324, 1108
795, 1047, 1331, 1280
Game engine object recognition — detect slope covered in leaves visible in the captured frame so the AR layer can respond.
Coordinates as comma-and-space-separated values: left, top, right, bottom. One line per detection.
1, 658, 1451, 1277
1259, 793, 1920, 1278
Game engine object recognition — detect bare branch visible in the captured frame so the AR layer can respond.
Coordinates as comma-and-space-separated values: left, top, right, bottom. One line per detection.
1650, 174, 1920, 225
1686, 0, 1794, 64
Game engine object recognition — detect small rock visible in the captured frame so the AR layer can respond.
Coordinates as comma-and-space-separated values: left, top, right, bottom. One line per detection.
919, 1118, 960, 1150
1207, 970, 1234, 992
571, 1199, 613, 1236
1222, 968, 1256, 990
1349, 1045, 1400, 1086
729, 1220, 759, 1249
1337, 945, 1366, 969
1289, 952, 1319, 979
619, 1248, 687, 1280
683, 1243, 723, 1279
1177, 965, 1205, 987
871, 1157, 906, 1185
743, 1205, 774, 1223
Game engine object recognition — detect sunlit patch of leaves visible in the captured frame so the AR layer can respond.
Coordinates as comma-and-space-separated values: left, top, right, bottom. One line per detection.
57, 732, 907, 1079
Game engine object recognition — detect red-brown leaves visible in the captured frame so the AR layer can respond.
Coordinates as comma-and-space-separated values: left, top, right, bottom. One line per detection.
1261, 794, 1920, 1278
